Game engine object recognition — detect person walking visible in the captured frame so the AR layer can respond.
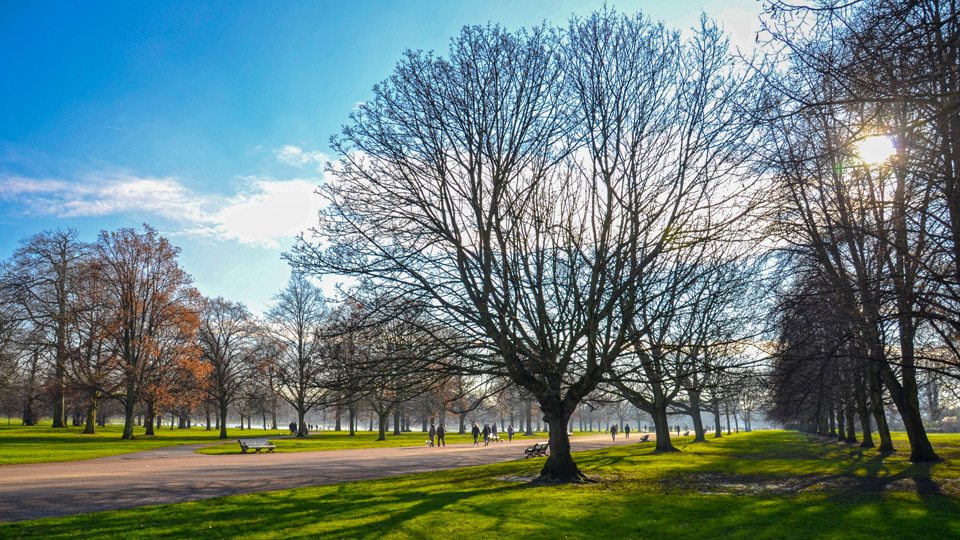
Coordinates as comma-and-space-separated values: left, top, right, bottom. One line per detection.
624, 424, 630, 439
611, 424, 618, 441
491, 422, 498, 440
676, 425, 680, 437
482, 423, 491, 446
507, 424, 514, 442
428, 423, 436, 447
472, 422, 481, 446
437, 423, 446, 447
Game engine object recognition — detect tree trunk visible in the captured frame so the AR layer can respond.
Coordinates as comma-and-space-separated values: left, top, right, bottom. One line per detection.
348, 406, 356, 436
870, 368, 894, 451
297, 409, 307, 438
392, 408, 401, 436
845, 405, 857, 444
524, 401, 534, 435
829, 405, 837, 436
377, 409, 388, 441
538, 408, 586, 483
724, 402, 732, 435
121, 378, 137, 440
712, 402, 722, 438
219, 401, 229, 440
837, 406, 846, 442
859, 406, 874, 448
459, 412, 467, 434
651, 402, 679, 453
82, 393, 99, 434
688, 390, 706, 443
880, 363, 939, 461
335, 406, 342, 431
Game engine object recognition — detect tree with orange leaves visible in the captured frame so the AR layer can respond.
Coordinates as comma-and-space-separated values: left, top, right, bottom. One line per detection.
93, 225, 201, 440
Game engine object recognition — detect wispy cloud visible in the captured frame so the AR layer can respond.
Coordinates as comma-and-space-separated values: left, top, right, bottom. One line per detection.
274, 145, 328, 170
0, 172, 324, 249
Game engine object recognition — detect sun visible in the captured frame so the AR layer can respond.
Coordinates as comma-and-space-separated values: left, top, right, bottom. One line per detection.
858, 135, 897, 165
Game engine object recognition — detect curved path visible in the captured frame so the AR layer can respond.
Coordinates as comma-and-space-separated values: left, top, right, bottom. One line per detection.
0, 433, 652, 523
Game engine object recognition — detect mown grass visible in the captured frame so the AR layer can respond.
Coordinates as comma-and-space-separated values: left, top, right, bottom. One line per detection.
197, 429, 590, 455
5, 430, 960, 538
0, 422, 282, 465
0, 421, 595, 464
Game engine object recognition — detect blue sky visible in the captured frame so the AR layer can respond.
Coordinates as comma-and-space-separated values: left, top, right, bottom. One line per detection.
0, 0, 764, 315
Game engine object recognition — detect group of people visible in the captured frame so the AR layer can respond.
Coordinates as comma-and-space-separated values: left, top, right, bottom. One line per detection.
426, 422, 516, 447
609, 424, 632, 440
471, 422, 515, 446
427, 423, 447, 447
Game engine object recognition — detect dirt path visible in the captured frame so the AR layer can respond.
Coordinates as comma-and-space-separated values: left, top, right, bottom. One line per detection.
0, 433, 652, 523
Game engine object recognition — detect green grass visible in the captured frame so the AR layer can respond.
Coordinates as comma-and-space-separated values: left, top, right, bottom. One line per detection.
0, 421, 596, 464
197, 429, 590, 454
5, 430, 960, 538
0, 422, 284, 465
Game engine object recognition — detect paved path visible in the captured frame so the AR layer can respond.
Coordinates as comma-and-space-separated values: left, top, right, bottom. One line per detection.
0, 433, 651, 523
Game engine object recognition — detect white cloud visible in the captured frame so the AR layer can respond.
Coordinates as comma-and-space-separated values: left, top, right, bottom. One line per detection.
0, 172, 325, 249
211, 178, 322, 249
274, 145, 329, 170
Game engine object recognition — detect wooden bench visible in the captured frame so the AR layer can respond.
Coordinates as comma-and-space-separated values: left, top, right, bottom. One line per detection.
524, 442, 548, 458
639, 434, 650, 443
238, 439, 276, 454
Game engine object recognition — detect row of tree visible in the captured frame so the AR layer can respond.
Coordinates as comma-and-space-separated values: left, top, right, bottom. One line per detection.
764, 0, 960, 463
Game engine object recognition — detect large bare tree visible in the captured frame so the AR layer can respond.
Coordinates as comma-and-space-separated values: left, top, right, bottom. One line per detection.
289, 11, 760, 481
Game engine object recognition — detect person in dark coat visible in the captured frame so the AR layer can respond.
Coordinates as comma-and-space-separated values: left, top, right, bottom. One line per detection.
437, 423, 446, 447
611, 424, 618, 441
482, 423, 491, 446
624, 424, 631, 439
428, 423, 436, 447
472, 423, 481, 446
507, 424, 515, 442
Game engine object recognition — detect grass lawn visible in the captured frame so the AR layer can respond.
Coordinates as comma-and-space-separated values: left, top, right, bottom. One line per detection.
0, 421, 597, 464
0, 422, 284, 465
5, 430, 960, 538
197, 429, 592, 455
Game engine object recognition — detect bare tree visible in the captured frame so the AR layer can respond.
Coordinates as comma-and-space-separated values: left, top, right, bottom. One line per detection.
289, 9, 760, 482
5, 229, 87, 428
268, 274, 328, 437
198, 297, 264, 439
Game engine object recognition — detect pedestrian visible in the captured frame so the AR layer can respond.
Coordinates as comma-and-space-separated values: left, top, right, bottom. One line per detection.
482, 423, 491, 446
289, 421, 297, 435
437, 423, 446, 447
472, 422, 481, 446
491, 422, 498, 439
507, 424, 514, 442
611, 424, 618, 441
624, 424, 630, 439
676, 425, 680, 436
428, 423, 436, 447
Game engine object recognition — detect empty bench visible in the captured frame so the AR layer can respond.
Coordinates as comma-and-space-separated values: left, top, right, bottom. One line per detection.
238, 439, 276, 454
524, 442, 548, 458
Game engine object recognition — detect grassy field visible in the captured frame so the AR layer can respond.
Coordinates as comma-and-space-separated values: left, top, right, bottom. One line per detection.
0, 422, 283, 465
197, 429, 590, 454
0, 422, 595, 464
5, 430, 960, 538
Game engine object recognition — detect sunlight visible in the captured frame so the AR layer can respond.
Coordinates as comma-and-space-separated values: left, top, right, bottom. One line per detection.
857, 135, 897, 165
